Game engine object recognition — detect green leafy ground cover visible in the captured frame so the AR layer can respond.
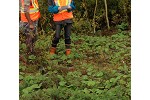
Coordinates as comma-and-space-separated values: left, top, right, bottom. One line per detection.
19, 31, 131, 100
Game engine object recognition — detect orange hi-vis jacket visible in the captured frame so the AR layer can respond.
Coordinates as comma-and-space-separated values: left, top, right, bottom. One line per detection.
53, 0, 73, 22
20, 0, 40, 22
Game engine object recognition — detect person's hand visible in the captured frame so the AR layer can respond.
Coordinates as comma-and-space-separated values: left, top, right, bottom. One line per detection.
58, 6, 61, 11
29, 23, 34, 29
68, 5, 72, 10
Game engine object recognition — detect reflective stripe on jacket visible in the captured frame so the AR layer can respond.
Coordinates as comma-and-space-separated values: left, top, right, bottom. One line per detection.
53, 0, 73, 22
21, 0, 40, 22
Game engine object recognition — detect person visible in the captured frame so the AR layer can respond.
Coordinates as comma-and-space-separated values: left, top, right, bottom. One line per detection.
20, 0, 40, 54
48, 0, 75, 55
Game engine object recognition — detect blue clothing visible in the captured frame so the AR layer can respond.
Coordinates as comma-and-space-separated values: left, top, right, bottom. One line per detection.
48, 0, 76, 14
48, 5, 59, 14
67, 0, 75, 12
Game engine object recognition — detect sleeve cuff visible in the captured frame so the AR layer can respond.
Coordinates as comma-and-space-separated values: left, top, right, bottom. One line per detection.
48, 6, 59, 14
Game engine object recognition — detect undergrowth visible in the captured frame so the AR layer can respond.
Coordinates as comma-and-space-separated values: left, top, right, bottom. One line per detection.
19, 31, 131, 100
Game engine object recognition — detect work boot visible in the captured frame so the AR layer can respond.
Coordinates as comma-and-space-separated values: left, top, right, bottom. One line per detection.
50, 47, 56, 55
66, 49, 71, 55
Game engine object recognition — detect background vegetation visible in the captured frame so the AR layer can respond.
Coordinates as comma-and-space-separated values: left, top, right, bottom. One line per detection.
38, 0, 131, 35
19, 0, 131, 99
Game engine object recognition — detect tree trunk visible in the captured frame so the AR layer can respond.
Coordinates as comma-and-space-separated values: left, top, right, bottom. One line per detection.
93, 0, 98, 33
104, 0, 110, 30
82, 0, 88, 18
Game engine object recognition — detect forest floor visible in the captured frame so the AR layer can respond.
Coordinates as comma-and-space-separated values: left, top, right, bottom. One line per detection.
19, 30, 131, 100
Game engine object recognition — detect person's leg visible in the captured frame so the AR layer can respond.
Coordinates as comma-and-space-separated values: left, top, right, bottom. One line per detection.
50, 24, 62, 54
64, 23, 72, 55
25, 20, 39, 54
21, 21, 33, 54
32, 20, 38, 44
29, 20, 38, 53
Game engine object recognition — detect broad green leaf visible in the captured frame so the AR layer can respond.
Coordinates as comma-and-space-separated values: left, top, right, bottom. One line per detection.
59, 81, 66, 86
87, 81, 96, 86
67, 60, 72, 64
96, 72, 104, 77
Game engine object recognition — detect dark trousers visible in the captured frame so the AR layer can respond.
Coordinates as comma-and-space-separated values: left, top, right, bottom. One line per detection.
52, 23, 72, 49
20, 20, 38, 53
